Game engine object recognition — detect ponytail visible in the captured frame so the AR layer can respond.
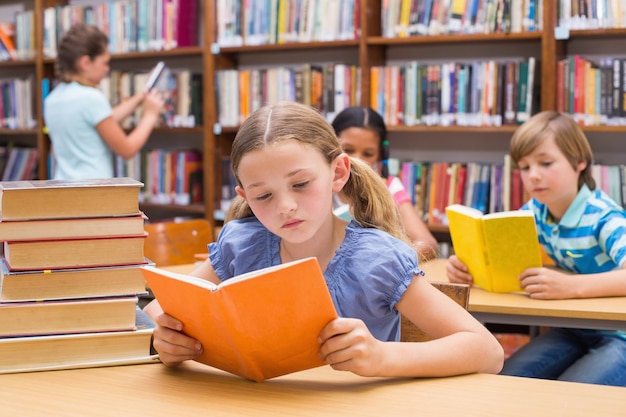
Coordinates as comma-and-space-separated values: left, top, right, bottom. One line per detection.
342, 158, 408, 243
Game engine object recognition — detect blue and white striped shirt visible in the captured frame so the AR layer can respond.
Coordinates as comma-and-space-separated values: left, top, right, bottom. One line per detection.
523, 184, 626, 273
522, 185, 626, 339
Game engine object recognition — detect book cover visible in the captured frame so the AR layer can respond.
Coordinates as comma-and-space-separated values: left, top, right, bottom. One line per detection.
0, 24, 17, 61
0, 213, 146, 241
0, 177, 142, 221
0, 259, 147, 302
0, 296, 138, 337
145, 61, 167, 91
3, 233, 148, 271
142, 257, 338, 382
446, 204, 542, 293
0, 307, 158, 374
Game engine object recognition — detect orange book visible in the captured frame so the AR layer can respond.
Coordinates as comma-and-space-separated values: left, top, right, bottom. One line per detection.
141, 257, 338, 382
0, 24, 17, 60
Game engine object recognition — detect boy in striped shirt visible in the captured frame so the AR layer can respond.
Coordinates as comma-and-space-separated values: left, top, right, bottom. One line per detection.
447, 111, 626, 387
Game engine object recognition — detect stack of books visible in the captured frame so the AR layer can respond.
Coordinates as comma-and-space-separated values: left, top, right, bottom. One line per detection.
0, 178, 159, 374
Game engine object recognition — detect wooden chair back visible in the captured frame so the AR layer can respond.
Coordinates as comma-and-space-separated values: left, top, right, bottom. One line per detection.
400, 281, 470, 342
144, 219, 212, 267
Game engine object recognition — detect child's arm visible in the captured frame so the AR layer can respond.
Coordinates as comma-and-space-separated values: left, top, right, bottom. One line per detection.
111, 91, 146, 122
519, 266, 626, 299
317, 275, 504, 378
95, 89, 164, 159
143, 259, 221, 367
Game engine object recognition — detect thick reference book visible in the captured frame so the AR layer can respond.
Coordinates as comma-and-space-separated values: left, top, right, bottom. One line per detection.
141, 257, 338, 382
0, 259, 147, 302
0, 177, 142, 221
0, 307, 159, 374
0, 296, 138, 337
446, 204, 542, 293
0, 213, 146, 241
3, 233, 148, 271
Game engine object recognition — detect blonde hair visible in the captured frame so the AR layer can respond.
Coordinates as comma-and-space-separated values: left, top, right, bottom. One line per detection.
226, 101, 409, 243
509, 111, 595, 190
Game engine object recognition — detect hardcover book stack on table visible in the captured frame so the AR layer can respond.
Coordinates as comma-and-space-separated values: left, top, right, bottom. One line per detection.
0, 177, 159, 374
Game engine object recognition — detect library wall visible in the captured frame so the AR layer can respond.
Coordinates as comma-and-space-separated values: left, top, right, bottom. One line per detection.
2, 0, 626, 237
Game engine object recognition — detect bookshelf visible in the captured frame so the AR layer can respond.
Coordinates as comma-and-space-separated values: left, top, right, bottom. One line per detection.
1, 0, 626, 239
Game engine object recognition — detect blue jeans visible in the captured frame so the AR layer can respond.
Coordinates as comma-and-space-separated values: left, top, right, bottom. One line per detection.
500, 328, 626, 386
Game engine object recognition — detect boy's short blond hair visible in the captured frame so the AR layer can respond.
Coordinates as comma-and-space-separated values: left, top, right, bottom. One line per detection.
509, 111, 595, 190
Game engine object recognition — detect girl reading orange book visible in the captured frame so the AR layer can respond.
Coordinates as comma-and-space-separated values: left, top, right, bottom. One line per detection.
144, 101, 503, 379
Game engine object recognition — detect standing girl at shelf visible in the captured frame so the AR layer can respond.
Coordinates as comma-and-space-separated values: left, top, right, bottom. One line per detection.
446, 111, 626, 386
44, 23, 164, 180
331, 106, 438, 260
144, 101, 504, 378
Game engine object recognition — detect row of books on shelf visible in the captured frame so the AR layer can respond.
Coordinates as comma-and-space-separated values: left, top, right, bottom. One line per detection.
42, 147, 203, 207
115, 148, 204, 206
0, 76, 36, 130
43, 0, 199, 58
0, 22, 17, 61
382, 0, 542, 38
372, 58, 537, 127
216, 0, 360, 47
99, 68, 203, 128
557, 0, 626, 30
0, 12, 34, 61
392, 157, 626, 226
0, 177, 156, 373
0, 146, 38, 182
216, 63, 361, 126
556, 55, 626, 126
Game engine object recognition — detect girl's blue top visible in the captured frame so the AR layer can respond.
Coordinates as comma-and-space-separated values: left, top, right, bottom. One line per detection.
209, 218, 422, 341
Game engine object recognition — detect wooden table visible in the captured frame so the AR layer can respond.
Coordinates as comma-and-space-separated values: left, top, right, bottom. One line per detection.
421, 259, 626, 330
2, 361, 625, 416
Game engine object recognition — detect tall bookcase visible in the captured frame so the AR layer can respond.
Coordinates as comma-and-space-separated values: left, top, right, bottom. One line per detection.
2, 0, 626, 239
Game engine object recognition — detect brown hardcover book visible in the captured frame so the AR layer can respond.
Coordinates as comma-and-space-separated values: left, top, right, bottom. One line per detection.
142, 257, 338, 382
0, 307, 158, 374
0, 213, 146, 241
0, 177, 142, 221
3, 233, 147, 271
0, 259, 147, 302
0, 296, 138, 337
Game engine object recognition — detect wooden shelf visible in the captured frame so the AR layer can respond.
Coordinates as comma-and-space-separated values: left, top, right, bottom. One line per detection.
0, 59, 36, 67
567, 28, 626, 39
387, 125, 521, 134
581, 125, 626, 133
0, 128, 39, 135
367, 32, 542, 45
219, 39, 359, 54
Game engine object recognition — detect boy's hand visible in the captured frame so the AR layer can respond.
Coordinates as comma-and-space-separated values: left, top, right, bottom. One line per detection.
152, 312, 203, 367
447, 255, 473, 285
519, 267, 576, 299
317, 317, 385, 377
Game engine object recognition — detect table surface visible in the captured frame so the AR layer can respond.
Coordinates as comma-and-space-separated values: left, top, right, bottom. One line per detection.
2, 361, 626, 416
420, 259, 626, 329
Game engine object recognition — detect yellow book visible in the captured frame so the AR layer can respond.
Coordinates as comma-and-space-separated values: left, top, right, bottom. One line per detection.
399, 0, 412, 37
446, 204, 542, 293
